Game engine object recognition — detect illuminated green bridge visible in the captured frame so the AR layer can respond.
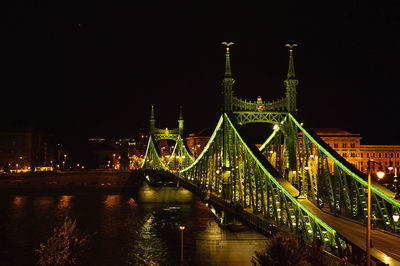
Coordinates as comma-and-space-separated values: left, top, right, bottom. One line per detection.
141, 43, 400, 265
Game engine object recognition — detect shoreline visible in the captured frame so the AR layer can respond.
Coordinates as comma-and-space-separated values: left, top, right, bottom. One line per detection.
0, 170, 144, 194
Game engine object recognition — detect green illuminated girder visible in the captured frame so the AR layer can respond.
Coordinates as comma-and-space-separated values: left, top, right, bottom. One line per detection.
282, 118, 298, 174
153, 133, 179, 142
232, 96, 287, 113
333, 164, 352, 215
141, 135, 168, 171
287, 114, 400, 231
179, 113, 348, 255
234, 111, 287, 125
256, 113, 400, 233
318, 150, 335, 212
167, 135, 194, 171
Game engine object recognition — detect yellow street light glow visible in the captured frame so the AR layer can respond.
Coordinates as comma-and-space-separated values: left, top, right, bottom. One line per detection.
393, 212, 400, 223
377, 169, 385, 179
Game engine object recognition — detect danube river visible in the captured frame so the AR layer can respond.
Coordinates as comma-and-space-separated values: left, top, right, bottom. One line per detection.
0, 181, 267, 265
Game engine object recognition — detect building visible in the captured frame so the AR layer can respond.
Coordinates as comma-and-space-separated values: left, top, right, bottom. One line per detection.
0, 127, 56, 172
185, 128, 212, 158
314, 128, 400, 174
87, 135, 148, 170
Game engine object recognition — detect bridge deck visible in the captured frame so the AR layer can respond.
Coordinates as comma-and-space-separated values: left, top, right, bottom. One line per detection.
299, 198, 400, 265
276, 176, 400, 265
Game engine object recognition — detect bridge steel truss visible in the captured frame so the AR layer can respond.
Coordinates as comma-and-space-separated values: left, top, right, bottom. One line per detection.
141, 42, 400, 260
141, 135, 169, 171
141, 105, 194, 172
179, 113, 348, 257
258, 113, 400, 231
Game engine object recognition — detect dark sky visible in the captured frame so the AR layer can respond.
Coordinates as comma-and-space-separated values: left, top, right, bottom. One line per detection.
2, 1, 400, 144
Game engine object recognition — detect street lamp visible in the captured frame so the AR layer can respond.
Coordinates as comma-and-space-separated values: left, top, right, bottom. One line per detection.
393, 167, 400, 200
179, 224, 185, 264
386, 160, 400, 199
393, 212, 399, 233
366, 160, 385, 266
63, 154, 67, 170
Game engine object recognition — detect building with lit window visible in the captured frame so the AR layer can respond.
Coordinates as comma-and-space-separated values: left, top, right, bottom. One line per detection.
0, 127, 56, 172
314, 128, 400, 174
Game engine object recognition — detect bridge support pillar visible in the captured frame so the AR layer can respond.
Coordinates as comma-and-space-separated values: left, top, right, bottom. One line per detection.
222, 183, 231, 200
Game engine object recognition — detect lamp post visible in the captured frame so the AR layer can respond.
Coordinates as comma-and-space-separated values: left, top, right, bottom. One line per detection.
179, 224, 185, 264
394, 168, 400, 200
367, 160, 385, 266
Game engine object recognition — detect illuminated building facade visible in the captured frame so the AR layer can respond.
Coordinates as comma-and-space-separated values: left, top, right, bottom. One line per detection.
185, 130, 211, 158
314, 128, 400, 174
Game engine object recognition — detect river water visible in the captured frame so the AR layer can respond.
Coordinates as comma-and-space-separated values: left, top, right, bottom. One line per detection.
0, 182, 267, 265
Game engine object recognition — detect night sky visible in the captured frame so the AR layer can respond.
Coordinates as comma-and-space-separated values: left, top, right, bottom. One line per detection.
2, 1, 400, 144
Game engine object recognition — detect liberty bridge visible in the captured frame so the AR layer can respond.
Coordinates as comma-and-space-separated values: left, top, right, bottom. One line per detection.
141, 43, 400, 265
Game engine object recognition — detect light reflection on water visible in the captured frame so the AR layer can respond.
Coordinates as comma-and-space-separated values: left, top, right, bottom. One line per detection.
0, 183, 267, 265
57, 195, 73, 209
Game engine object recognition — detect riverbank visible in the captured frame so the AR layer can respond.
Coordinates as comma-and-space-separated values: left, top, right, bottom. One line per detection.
0, 170, 144, 194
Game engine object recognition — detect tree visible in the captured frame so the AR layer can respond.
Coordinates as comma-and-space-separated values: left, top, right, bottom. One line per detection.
36, 217, 94, 266
251, 231, 311, 266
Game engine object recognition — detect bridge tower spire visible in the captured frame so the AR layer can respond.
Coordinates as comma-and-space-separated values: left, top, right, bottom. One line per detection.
221, 42, 235, 113
284, 44, 299, 113
150, 104, 156, 135
178, 106, 184, 137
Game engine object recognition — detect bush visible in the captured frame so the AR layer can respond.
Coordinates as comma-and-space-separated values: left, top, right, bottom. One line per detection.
36, 217, 94, 266
251, 231, 311, 266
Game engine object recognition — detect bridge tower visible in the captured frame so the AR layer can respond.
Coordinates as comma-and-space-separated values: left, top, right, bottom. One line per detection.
150, 104, 156, 135
222, 42, 235, 113
178, 105, 184, 137
143, 105, 193, 172
148, 104, 183, 141
284, 44, 299, 114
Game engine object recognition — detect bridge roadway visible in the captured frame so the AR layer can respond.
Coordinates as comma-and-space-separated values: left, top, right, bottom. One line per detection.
175, 173, 400, 265
278, 178, 400, 266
